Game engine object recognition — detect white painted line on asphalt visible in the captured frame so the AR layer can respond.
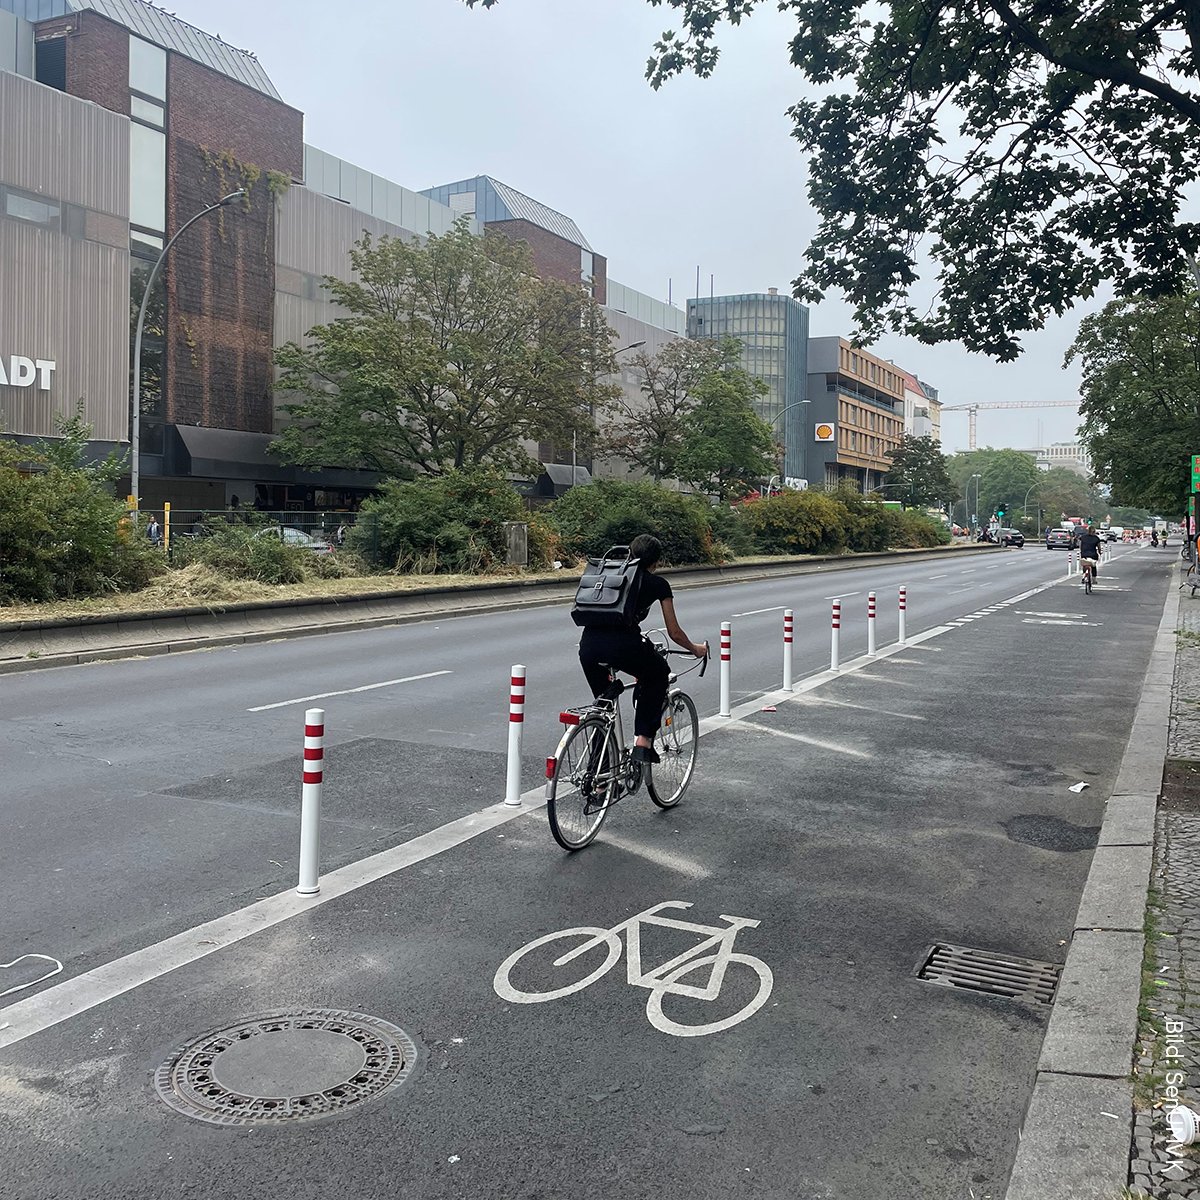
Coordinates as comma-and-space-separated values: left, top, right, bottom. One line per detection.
1022, 618, 1103, 627
1018, 611, 1085, 619
738, 721, 871, 758
599, 833, 712, 880
731, 606, 786, 618
794, 695, 927, 722
959, 570, 977, 574
929, 574, 948, 580
247, 670, 453, 712
823, 591, 861, 600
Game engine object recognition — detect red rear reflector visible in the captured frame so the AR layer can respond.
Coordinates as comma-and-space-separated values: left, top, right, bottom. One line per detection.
545, 757, 556, 778
559, 711, 580, 725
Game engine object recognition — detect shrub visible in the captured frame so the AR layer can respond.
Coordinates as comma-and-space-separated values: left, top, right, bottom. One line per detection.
0, 422, 161, 604
741, 490, 849, 555
172, 525, 312, 585
891, 510, 951, 548
526, 511, 566, 570
549, 480, 723, 565
350, 469, 527, 573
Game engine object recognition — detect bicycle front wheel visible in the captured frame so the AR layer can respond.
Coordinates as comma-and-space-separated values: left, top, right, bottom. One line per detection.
547, 715, 618, 850
647, 691, 699, 809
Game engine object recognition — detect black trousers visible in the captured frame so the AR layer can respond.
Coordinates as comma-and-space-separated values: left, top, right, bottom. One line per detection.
578, 629, 670, 740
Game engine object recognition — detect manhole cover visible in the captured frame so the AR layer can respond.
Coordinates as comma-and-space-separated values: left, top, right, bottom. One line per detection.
916, 943, 1062, 1006
154, 1009, 420, 1127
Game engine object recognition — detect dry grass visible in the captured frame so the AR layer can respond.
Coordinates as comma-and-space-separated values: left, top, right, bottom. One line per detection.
0, 562, 582, 625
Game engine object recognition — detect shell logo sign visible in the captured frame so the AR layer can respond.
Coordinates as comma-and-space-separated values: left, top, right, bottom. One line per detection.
813, 422, 835, 442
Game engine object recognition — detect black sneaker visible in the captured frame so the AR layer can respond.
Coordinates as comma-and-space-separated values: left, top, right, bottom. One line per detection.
631, 745, 660, 765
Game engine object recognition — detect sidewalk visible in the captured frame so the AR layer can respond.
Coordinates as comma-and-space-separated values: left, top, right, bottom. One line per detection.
1126, 576, 1200, 1197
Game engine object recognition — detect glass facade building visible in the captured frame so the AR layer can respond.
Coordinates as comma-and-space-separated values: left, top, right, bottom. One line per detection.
687, 291, 810, 483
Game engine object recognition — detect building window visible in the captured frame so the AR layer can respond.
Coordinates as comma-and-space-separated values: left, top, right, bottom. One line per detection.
3, 189, 61, 229
131, 95, 165, 129
34, 37, 66, 91
130, 123, 166, 233
129, 36, 167, 101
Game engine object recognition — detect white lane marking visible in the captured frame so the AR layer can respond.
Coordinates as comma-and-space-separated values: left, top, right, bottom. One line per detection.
929, 574, 948, 580
1022, 618, 1103, 627
597, 833, 711, 880
959, 570, 977, 574
739, 721, 871, 758
731, 606, 786, 618
794, 695, 927, 722
0, 628, 953, 1051
1018, 611, 1085, 619
247, 670, 453, 712
823, 591, 861, 600
0, 954, 63, 999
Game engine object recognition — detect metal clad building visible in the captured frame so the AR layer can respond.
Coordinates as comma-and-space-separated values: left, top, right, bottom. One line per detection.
0, 67, 129, 442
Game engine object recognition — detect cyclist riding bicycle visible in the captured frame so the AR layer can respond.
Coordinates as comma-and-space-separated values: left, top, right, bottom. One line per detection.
1078, 525, 1103, 585
578, 533, 707, 766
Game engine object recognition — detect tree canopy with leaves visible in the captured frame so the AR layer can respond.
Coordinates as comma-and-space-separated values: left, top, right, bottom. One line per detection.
468, 0, 1200, 360
882, 434, 958, 509
273, 221, 618, 478
1069, 290, 1200, 514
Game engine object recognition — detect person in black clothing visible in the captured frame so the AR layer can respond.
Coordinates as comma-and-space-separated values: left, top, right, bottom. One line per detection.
578, 533, 708, 764
1078, 525, 1103, 583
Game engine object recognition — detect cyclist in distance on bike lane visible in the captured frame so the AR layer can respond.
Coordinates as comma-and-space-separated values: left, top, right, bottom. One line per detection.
1078, 525, 1103, 583
578, 533, 708, 765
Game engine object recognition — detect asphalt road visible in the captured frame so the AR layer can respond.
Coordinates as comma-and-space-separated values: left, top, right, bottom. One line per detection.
0, 545, 1134, 976
0, 544, 1174, 1199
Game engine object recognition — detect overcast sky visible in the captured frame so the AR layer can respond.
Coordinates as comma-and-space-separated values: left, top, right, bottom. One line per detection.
171, 0, 1094, 452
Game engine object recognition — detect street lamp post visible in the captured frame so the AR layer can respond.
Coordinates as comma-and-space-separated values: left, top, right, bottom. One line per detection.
969, 473, 982, 530
130, 189, 246, 515
574, 338, 646, 488
768, 398, 812, 488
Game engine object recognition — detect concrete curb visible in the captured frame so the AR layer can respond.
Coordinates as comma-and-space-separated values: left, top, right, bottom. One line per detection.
0, 542, 1002, 675
1004, 578, 1180, 1200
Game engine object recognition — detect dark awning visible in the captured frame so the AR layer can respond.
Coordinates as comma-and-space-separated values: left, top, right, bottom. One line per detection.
169, 425, 381, 490
541, 463, 592, 487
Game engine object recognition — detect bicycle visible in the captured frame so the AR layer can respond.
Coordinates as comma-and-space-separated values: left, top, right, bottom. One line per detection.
493, 900, 773, 1037
1082, 558, 1095, 595
545, 634, 708, 851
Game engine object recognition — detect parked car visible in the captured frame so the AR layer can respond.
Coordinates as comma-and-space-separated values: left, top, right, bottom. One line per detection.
998, 528, 1025, 547
254, 526, 334, 554
1046, 528, 1076, 550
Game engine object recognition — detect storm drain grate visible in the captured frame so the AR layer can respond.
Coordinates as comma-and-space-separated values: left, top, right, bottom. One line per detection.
153, 1009, 420, 1127
916, 943, 1062, 1006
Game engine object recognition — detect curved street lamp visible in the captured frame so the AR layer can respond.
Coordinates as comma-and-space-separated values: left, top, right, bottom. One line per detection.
767, 398, 812, 489
130, 189, 247, 514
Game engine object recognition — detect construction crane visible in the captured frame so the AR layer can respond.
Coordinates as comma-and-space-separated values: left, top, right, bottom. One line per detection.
939, 400, 1079, 451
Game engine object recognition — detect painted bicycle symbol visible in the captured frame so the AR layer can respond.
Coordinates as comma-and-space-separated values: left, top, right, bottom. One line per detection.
493, 901, 773, 1038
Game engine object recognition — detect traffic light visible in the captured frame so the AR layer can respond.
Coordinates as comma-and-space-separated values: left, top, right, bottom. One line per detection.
997, 502, 1007, 521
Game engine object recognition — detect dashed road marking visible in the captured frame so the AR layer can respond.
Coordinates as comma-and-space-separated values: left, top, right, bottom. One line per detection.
248, 670, 453, 712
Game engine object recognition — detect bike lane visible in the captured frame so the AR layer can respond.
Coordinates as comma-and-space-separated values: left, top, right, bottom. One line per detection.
0, 553, 1172, 1200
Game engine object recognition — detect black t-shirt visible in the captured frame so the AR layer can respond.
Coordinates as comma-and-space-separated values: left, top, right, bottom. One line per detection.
635, 569, 673, 627
1079, 532, 1102, 559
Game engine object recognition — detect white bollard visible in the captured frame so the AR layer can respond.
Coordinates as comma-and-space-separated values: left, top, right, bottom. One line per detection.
719, 622, 732, 716
783, 609, 794, 692
867, 591, 877, 656
505, 664, 526, 807
1065, 552, 1073, 580
831, 600, 841, 672
297, 707, 325, 895
898, 586, 907, 646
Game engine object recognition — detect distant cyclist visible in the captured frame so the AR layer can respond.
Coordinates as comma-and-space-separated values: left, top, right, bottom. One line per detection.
1078, 525, 1103, 587
578, 534, 707, 764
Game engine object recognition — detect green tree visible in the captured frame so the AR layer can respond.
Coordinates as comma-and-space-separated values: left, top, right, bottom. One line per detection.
978, 449, 1040, 524
675, 360, 776, 499
601, 338, 731, 481
882, 434, 958, 509
1029, 467, 1102, 527
273, 220, 618, 478
1068, 290, 1200, 514
469, 1, 1200, 359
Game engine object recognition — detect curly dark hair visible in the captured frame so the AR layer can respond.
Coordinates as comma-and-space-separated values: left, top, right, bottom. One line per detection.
630, 533, 662, 567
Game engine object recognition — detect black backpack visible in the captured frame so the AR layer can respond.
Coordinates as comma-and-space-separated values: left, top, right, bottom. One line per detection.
570, 545, 643, 629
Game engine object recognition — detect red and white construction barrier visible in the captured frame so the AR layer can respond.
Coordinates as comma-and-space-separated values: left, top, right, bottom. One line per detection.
830, 600, 841, 672
867, 591, 877, 657
719, 621, 732, 717
505, 664, 526, 807
898, 586, 908, 646
297, 707, 324, 895
783, 609, 794, 692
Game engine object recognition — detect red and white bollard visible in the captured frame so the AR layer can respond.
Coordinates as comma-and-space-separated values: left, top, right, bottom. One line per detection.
830, 600, 841, 672
867, 591, 877, 656
783, 609, 794, 692
505, 664, 526, 807
297, 707, 325, 895
898, 586, 908, 646
719, 621, 732, 716
1066, 551, 1074, 579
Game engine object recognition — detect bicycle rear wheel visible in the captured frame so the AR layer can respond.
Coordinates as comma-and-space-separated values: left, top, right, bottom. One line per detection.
1085, 569, 1092, 594
647, 692, 699, 809
547, 716, 618, 850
